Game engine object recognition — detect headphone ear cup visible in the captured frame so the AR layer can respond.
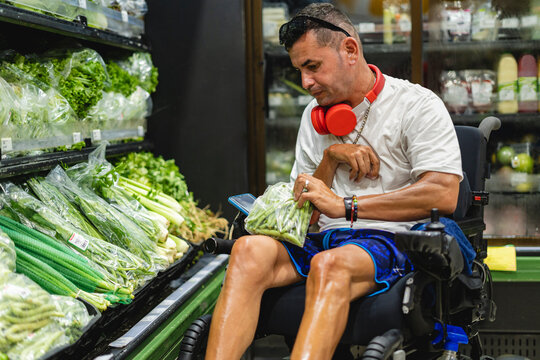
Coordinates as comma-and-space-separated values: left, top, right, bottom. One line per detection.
311, 106, 330, 135
325, 104, 356, 136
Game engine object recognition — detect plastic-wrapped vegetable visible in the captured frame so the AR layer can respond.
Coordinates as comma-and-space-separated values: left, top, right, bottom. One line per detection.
0, 269, 93, 359
47, 166, 169, 272
41, 48, 108, 119
245, 182, 313, 247
0, 228, 15, 272
117, 52, 158, 94
68, 143, 168, 244
0, 183, 152, 291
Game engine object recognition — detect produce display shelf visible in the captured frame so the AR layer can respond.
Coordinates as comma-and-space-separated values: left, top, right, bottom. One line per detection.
0, 140, 150, 179
43, 245, 207, 360
93, 254, 228, 360
451, 113, 540, 127
0, 2, 149, 51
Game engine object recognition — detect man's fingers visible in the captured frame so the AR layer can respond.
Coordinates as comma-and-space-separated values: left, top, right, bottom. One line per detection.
367, 150, 380, 179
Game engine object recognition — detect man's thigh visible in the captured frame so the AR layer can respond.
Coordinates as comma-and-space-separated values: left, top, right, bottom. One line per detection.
231, 235, 303, 288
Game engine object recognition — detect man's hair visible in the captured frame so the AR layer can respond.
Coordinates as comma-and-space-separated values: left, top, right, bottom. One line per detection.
291, 3, 359, 50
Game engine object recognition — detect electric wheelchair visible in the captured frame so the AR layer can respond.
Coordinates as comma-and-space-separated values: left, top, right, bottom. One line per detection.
178, 116, 501, 360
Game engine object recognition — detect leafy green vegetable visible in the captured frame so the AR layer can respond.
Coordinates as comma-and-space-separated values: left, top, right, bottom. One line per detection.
106, 61, 138, 97
115, 151, 191, 203
118, 52, 158, 94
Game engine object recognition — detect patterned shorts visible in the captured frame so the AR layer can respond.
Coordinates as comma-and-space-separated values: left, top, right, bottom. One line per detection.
281, 228, 412, 297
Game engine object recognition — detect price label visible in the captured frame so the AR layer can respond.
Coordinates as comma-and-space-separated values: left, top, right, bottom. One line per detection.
78, 0, 87, 9
92, 129, 102, 142
358, 22, 376, 33
72, 132, 82, 144
137, 126, 144, 137
501, 17, 519, 29
1, 138, 12, 152
69, 233, 89, 251
121, 10, 129, 23
521, 15, 538, 28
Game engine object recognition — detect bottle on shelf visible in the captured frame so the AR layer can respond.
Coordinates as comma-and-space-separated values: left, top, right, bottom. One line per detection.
497, 53, 518, 114
517, 54, 538, 113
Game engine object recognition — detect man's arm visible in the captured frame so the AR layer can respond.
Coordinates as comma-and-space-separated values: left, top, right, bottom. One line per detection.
294, 171, 460, 222
313, 144, 380, 187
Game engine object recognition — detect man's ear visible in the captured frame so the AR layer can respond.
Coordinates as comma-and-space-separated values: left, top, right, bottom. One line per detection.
342, 37, 359, 64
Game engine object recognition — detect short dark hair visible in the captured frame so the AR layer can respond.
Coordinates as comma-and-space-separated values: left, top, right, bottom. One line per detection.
280, 3, 358, 51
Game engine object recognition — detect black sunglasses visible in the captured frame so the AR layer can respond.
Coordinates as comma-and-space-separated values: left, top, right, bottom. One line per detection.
279, 15, 352, 49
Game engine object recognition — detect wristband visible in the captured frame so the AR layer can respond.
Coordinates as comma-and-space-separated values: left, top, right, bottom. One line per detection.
343, 197, 353, 221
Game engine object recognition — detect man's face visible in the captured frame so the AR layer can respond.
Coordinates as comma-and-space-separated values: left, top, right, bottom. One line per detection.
289, 31, 351, 107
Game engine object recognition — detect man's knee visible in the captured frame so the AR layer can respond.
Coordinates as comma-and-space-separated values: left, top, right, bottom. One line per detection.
309, 251, 349, 285
227, 235, 279, 283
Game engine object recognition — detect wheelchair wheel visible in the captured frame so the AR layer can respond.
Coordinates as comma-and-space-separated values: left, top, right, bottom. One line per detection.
178, 314, 212, 360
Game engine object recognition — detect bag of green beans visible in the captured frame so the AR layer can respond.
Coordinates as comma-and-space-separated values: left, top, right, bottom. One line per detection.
245, 182, 313, 247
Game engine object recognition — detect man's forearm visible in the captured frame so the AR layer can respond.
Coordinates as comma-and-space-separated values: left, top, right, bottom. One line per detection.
355, 172, 460, 222
312, 149, 339, 187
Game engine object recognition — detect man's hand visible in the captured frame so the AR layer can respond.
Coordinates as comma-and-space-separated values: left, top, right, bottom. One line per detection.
293, 174, 345, 219
325, 143, 380, 181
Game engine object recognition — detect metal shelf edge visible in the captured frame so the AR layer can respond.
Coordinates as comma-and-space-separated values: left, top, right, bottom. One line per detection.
0, 3, 149, 51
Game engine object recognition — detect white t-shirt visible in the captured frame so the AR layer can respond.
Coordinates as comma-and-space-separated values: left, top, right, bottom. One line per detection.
290, 74, 463, 233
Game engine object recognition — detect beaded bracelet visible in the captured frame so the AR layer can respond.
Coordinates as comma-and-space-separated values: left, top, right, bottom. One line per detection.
351, 195, 358, 227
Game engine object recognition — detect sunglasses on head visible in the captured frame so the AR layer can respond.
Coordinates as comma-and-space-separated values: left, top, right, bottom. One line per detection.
279, 15, 352, 49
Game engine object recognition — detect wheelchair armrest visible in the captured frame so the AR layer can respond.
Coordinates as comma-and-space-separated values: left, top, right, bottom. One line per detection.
203, 237, 236, 254
395, 230, 464, 281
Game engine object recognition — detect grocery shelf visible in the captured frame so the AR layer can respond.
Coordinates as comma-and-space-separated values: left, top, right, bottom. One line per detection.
0, 140, 151, 179
265, 42, 410, 58
0, 2, 149, 51
425, 39, 540, 54
92, 254, 228, 360
451, 113, 540, 127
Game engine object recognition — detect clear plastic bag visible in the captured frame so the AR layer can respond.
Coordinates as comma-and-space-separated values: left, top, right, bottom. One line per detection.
47, 165, 168, 272
0, 182, 149, 291
0, 228, 15, 272
245, 182, 313, 247
117, 52, 158, 94
0, 270, 93, 360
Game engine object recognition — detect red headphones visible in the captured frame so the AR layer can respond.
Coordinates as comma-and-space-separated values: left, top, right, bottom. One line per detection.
310, 64, 385, 136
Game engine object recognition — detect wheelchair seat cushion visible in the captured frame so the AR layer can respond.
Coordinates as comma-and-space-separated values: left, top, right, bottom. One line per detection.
256, 272, 414, 345
281, 228, 413, 296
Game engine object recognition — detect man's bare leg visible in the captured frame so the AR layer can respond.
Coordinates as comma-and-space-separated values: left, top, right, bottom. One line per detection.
291, 245, 377, 360
205, 235, 302, 360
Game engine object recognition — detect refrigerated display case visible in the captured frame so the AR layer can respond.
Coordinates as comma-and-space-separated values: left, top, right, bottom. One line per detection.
0, 1, 243, 358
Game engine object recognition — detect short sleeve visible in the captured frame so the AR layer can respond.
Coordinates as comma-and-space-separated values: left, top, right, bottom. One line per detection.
401, 93, 463, 182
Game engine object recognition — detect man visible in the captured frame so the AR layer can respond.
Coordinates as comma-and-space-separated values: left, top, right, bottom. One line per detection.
206, 3, 462, 359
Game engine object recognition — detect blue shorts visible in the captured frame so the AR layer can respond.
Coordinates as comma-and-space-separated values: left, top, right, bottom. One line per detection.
281, 228, 412, 297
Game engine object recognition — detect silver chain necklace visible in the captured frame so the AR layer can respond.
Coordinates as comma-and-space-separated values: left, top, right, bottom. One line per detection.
349, 104, 371, 145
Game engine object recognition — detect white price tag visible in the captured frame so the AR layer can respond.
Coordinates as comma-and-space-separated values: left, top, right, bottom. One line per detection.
78, 0, 87, 9
137, 126, 144, 137
358, 22, 376, 33
72, 132, 82, 143
92, 129, 102, 142
521, 15, 538, 28
501, 17, 519, 29
121, 10, 129, 23
69, 233, 89, 251
1, 138, 12, 152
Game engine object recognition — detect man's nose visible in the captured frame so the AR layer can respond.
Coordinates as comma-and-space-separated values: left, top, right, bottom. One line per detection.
301, 73, 314, 90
